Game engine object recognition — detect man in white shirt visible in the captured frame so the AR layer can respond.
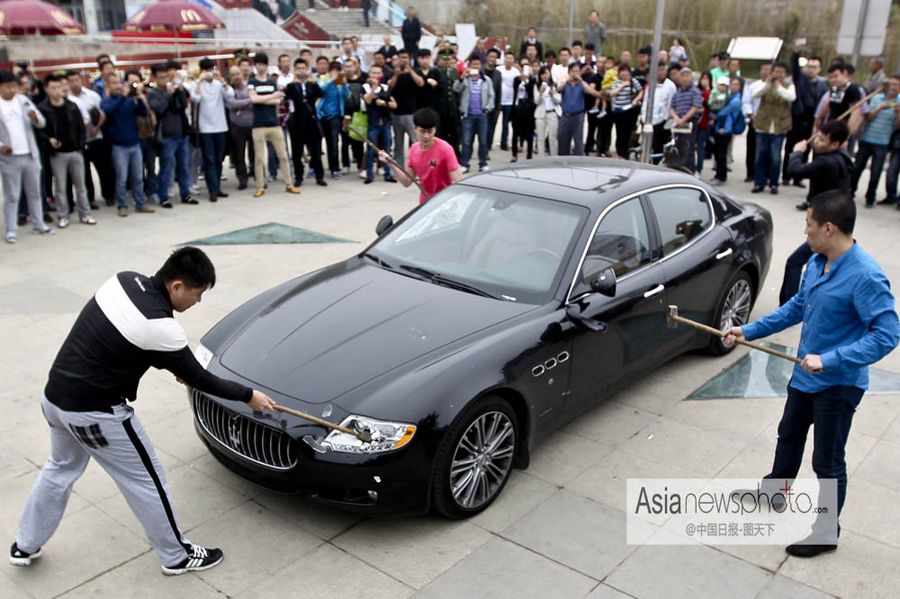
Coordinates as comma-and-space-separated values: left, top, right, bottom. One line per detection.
0, 69, 53, 243
551, 48, 572, 86
65, 70, 109, 209
498, 52, 520, 150
642, 61, 678, 162
742, 62, 772, 181
190, 59, 230, 203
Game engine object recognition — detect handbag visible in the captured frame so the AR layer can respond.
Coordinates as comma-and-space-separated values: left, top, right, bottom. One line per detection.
349, 110, 368, 141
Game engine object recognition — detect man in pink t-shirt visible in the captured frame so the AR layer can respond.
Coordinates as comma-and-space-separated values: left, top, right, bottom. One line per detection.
379, 108, 462, 203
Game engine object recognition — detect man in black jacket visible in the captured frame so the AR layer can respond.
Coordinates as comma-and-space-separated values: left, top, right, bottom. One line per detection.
147, 63, 195, 206
783, 45, 827, 186
10, 247, 276, 575
401, 6, 422, 55
284, 58, 326, 186
37, 73, 96, 228
779, 120, 852, 304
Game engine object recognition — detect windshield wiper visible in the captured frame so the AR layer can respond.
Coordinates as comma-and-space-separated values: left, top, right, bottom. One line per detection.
362, 252, 394, 271
398, 264, 500, 300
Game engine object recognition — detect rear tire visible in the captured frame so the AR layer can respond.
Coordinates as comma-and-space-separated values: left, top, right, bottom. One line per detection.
707, 270, 754, 356
431, 396, 518, 519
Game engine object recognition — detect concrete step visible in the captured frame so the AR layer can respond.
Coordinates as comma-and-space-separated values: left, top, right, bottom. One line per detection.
299, 6, 397, 39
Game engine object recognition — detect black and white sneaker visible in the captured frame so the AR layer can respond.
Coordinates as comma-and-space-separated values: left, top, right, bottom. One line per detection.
161, 544, 223, 576
9, 542, 42, 566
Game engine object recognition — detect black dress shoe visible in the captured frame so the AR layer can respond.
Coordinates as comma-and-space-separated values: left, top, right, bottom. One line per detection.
792, 181, 806, 188
89, 201, 99, 210
384, 176, 397, 183
770, 186, 779, 195
751, 186, 764, 193
43, 213, 53, 223
364, 178, 374, 184
743, 176, 753, 182
237, 181, 248, 190
17, 215, 27, 226
877, 197, 894, 205
181, 196, 199, 205
217, 191, 229, 198
316, 180, 328, 187
796, 201, 809, 211
865, 201, 874, 208
786, 541, 837, 558
161, 201, 173, 209
105, 199, 115, 206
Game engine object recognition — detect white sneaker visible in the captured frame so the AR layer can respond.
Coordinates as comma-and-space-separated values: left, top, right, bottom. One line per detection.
9, 542, 41, 566
461, 166, 470, 174
4, 232, 16, 244
479, 165, 490, 172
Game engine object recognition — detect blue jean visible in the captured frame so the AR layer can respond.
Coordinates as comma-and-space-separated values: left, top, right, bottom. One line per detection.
111, 144, 144, 209
158, 136, 191, 202
499, 105, 513, 148
851, 141, 888, 203
461, 114, 489, 169
366, 123, 393, 180
754, 132, 785, 188
200, 132, 226, 195
764, 384, 863, 535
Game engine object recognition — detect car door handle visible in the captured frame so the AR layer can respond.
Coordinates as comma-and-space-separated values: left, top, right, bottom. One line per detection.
643, 284, 665, 298
716, 247, 734, 260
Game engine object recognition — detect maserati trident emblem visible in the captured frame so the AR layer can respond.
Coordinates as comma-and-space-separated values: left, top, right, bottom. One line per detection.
228, 415, 242, 449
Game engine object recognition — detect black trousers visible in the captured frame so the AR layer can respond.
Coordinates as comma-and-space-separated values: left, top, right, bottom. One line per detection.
341, 129, 365, 171
651, 122, 672, 164
85, 138, 115, 202
584, 111, 601, 155
613, 110, 639, 159
713, 132, 732, 181
288, 117, 325, 183
779, 242, 813, 305
511, 128, 534, 159
438, 112, 461, 157
597, 112, 614, 154
745, 124, 756, 179
229, 125, 253, 185
321, 116, 343, 174
783, 121, 813, 183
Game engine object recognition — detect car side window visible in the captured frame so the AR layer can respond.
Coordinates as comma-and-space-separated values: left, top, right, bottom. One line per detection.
646, 188, 712, 256
586, 198, 652, 278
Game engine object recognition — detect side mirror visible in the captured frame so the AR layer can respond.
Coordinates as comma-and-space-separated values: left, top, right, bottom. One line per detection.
589, 267, 617, 297
375, 215, 394, 236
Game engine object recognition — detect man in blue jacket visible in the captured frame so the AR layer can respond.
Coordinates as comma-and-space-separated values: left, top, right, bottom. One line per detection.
725, 190, 900, 558
101, 74, 154, 217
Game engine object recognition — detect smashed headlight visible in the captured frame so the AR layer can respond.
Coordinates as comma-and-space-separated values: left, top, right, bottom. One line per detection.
305, 415, 416, 454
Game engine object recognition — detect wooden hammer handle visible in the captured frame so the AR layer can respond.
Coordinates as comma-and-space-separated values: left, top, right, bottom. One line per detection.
671, 314, 803, 365
272, 404, 370, 441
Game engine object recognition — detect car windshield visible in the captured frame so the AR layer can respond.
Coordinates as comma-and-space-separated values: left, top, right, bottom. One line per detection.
369, 186, 588, 304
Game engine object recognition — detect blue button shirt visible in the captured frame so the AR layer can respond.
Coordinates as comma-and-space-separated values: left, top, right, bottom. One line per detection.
742, 243, 899, 392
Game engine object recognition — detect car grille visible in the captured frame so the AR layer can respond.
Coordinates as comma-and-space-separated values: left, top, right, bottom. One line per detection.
192, 390, 298, 471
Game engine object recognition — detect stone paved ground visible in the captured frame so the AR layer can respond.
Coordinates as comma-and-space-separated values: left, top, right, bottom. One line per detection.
2, 141, 899, 599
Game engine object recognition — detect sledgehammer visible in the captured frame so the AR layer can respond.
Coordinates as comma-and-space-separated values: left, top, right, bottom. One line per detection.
666, 305, 802, 365
254, 404, 373, 443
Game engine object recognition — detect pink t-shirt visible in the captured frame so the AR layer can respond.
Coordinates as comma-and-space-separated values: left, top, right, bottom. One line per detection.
407, 138, 460, 204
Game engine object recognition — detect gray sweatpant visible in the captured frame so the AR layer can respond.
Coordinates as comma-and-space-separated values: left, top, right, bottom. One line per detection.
50, 151, 92, 220
1, 153, 45, 236
16, 397, 192, 567
392, 113, 417, 169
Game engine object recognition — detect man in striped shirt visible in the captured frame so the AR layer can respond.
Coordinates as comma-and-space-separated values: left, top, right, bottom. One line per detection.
10, 247, 276, 575
669, 68, 704, 172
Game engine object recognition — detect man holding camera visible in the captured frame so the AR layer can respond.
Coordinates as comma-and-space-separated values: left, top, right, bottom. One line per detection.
453, 54, 495, 174
148, 63, 194, 208
557, 62, 601, 156
191, 59, 230, 203
101, 73, 153, 217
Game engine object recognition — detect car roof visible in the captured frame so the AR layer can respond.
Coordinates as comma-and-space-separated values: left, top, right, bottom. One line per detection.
460, 157, 705, 209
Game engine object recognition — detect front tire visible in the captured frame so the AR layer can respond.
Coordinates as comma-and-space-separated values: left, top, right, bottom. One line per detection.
431, 396, 518, 519
707, 270, 754, 356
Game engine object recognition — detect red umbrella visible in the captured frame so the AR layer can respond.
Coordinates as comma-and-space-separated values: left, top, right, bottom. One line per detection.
0, 0, 85, 35
124, 0, 224, 32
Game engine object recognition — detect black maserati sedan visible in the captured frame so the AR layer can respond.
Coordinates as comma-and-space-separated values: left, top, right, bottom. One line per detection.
189, 158, 773, 518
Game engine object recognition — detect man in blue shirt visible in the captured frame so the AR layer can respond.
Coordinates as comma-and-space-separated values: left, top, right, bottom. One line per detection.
556, 62, 600, 155
856, 75, 899, 207
725, 191, 900, 558
100, 74, 154, 217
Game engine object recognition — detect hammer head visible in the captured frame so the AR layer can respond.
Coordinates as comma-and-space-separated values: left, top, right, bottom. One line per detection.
357, 430, 373, 443
667, 305, 679, 329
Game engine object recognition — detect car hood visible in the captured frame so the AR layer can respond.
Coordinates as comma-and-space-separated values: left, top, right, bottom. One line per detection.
219, 259, 533, 403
